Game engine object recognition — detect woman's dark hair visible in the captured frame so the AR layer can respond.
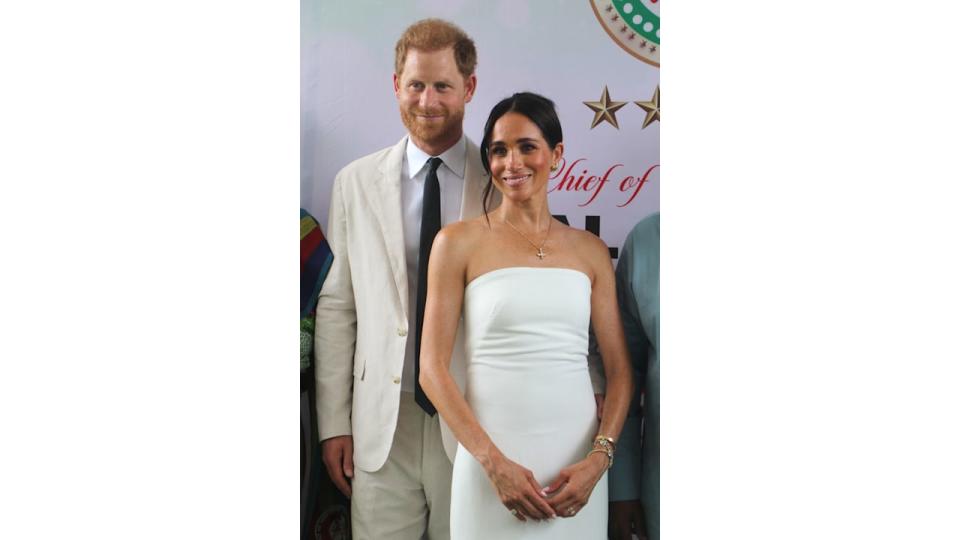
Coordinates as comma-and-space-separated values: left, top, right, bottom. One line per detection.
479, 92, 563, 221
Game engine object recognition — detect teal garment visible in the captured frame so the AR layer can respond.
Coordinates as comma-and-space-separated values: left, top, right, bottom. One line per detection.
609, 213, 659, 540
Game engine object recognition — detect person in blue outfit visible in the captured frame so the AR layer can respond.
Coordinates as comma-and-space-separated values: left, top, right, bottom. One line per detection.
608, 212, 659, 540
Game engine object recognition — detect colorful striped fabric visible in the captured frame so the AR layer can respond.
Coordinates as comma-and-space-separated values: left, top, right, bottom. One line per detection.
301, 209, 333, 370
301, 209, 349, 538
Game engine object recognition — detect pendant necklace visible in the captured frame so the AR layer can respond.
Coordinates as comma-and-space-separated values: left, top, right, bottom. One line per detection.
503, 216, 552, 260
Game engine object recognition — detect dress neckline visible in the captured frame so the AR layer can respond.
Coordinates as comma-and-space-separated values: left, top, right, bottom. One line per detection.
465, 266, 591, 291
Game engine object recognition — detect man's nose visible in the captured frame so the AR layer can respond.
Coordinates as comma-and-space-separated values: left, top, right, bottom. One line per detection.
419, 87, 437, 107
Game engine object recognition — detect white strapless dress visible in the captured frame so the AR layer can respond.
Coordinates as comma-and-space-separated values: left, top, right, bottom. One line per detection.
450, 267, 607, 539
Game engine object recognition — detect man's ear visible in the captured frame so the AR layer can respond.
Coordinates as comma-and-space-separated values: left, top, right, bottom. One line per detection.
393, 73, 401, 97
463, 74, 477, 103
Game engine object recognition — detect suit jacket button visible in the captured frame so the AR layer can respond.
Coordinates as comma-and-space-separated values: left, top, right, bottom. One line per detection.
393, 377, 400, 384
397, 328, 407, 337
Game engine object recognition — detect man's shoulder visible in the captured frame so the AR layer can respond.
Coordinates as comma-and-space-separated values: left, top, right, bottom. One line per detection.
464, 135, 479, 152
619, 212, 659, 274
336, 145, 394, 179
464, 136, 482, 166
335, 138, 406, 182
626, 212, 659, 246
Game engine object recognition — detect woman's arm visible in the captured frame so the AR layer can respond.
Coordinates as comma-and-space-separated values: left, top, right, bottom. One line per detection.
544, 233, 635, 517
419, 224, 556, 522
589, 241, 635, 444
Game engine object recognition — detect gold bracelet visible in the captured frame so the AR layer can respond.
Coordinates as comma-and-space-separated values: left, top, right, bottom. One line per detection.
587, 448, 614, 470
593, 435, 616, 455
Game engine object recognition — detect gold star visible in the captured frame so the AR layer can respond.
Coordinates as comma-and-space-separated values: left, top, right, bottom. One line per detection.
634, 85, 660, 129
583, 86, 628, 129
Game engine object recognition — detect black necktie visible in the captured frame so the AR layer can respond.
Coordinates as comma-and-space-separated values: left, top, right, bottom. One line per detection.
415, 157, 443, 416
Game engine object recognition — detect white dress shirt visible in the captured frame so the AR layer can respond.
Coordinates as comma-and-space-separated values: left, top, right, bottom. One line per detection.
400, 135, 466, 392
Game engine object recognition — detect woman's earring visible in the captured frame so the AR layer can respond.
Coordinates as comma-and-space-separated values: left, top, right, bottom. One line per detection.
550, 163, 558, 171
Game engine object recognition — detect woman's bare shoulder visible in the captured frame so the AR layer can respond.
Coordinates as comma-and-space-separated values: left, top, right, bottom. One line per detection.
557, 223, 613, 282
560, 223, 607, 255
437, 216, 490, 243
433, 217, 491, 259
442, 215, 489, 235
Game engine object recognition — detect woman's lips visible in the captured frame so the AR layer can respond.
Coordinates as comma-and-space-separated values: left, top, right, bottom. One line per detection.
502, 174, 531, 188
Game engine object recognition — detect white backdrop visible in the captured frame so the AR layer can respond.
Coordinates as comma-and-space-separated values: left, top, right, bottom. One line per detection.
301, 0, 660, 258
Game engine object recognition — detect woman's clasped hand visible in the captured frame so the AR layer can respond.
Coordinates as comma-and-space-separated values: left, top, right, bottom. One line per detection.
489, 449, 609, 521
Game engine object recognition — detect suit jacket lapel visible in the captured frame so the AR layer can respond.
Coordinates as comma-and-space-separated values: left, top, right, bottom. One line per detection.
371, 137, 410, 315
368, 136, 492, 319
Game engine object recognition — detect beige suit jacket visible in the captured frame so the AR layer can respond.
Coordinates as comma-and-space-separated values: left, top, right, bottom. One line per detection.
314, 135, 493, 472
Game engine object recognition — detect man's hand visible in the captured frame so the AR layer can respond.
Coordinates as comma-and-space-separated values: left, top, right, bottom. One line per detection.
320, 435, 354, 497
609, 499, 647, 540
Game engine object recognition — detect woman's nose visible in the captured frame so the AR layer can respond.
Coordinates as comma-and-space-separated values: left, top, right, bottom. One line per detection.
506, 149, 522, 168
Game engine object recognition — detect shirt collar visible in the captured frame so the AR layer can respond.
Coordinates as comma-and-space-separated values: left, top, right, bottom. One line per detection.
405, 134, 467, 180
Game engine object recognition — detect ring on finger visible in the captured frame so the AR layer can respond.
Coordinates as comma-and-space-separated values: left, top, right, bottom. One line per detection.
565, 506, 577, 516
509, 508, 520, 518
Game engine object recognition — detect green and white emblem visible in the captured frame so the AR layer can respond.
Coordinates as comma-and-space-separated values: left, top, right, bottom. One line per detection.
590, 0, 660, 67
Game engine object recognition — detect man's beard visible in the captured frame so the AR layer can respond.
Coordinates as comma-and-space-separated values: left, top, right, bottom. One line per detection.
400, 105, 464, 148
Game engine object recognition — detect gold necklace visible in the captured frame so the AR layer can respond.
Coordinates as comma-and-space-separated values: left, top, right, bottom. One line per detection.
503, 216, 552, 260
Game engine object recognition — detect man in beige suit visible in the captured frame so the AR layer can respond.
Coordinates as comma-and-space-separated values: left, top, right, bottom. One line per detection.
314, 19, 488, 540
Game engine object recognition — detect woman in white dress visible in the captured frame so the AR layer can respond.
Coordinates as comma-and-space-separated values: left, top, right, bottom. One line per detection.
419, 92, 634, 539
